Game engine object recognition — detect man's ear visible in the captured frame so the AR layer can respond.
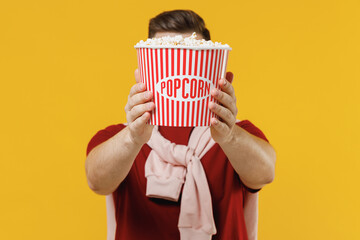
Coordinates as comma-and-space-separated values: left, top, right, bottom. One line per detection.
226, 71, 234, 83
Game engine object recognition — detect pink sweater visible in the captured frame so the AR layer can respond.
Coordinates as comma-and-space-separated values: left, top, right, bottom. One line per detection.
145, 124, 258, 240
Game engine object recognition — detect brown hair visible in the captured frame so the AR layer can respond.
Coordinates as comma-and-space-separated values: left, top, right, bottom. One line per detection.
148, 10, 211, 40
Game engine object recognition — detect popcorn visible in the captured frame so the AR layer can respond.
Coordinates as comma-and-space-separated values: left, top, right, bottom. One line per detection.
135, 32, 231, 49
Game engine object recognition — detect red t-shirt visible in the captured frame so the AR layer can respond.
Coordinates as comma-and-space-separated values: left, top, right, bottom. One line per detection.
86, 120, 269, 240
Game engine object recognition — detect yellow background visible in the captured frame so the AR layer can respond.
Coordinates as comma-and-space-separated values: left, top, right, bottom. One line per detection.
1, 0, 359, 239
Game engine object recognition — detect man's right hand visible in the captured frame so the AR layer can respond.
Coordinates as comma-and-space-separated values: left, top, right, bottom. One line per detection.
86, 69, 155, 194
124, 69, 155, 146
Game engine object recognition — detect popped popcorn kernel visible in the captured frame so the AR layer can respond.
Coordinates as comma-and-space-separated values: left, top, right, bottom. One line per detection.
135, 32, 231, 49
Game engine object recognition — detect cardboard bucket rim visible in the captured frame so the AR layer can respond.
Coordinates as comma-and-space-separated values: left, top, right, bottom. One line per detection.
134, 45, 232, 51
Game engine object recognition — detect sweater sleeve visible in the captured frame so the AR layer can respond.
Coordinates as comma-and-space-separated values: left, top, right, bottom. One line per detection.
236, 119, 270, 193
86, 123, 127, 156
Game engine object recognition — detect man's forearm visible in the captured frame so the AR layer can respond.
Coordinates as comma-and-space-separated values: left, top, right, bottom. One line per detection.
85, 126, 143, 195
219, 125, 276, 190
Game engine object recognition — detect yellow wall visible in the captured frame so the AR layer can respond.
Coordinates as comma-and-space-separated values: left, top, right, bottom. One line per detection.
1, 0, 359, 239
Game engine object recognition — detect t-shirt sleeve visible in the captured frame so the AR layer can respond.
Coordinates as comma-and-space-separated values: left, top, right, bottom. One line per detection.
236, 120, 269, 143
235, 119, 270, 193
86, 123, 127, 156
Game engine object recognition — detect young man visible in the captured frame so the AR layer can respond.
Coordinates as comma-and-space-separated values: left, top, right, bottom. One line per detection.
85, 10, 276, 240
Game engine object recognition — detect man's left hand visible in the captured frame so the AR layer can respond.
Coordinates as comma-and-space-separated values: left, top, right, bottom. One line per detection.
209, 72, 238, 145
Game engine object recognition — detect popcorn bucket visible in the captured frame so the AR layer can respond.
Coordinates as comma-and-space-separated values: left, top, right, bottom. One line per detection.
135, 46, 230, 126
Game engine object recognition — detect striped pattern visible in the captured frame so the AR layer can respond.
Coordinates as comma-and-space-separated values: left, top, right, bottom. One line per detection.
137, 48, 229, 127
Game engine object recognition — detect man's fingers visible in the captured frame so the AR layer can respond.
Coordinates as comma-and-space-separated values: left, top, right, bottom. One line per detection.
219, 71, 235, 98
210, 117, 228, 133
131, 112, 151, 132
219, 78, 236, 99
129, 69, 146, 97
128, 102, 154, 122
225, 71, 234, 83
129, 82, 146, 98
210, 88, 237, 116
126, 83, 145, 115
209, 102, 235, 128
134, 69, 141, 83
127, 91, 153, 111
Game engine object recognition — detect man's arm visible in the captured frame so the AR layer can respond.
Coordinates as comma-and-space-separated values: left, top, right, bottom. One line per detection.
217, 125, 276, 190
85, 69, 155, 195
209, 72, 276, 190
85, 126, 144, 195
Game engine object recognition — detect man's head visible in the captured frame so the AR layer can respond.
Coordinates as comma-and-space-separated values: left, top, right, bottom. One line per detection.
148, 10, 210, 40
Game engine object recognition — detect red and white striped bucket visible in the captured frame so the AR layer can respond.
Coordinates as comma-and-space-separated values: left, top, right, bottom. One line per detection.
135, 46, 230, 126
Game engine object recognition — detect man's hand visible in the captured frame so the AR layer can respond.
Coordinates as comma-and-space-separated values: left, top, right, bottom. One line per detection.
85, 69, 155, 195
124, 69, 155, 146
209, 72, 237, 145
208, 71, 276, 189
